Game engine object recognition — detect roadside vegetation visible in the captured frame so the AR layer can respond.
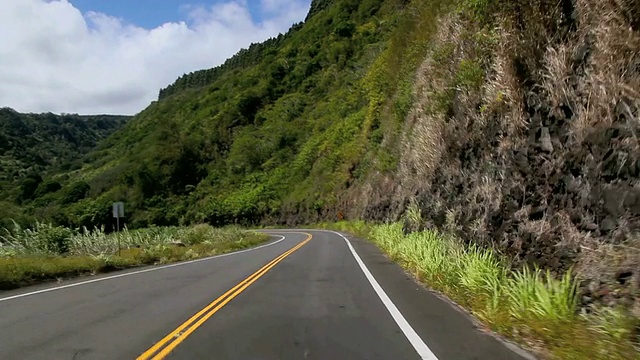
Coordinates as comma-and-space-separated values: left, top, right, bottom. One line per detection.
0, 222, 268, 290
320, 216, 639, 360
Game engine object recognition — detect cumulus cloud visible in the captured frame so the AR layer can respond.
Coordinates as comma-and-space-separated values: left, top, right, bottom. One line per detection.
0, 0, 310, 115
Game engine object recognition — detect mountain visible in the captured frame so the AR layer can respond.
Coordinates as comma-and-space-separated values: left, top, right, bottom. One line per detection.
0, 108, 129, 227
37, 0, 408, 229
26, 0, 640, 303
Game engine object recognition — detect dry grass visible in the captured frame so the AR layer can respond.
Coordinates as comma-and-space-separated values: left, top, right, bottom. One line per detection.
482, 22, 528, 135
398, 4, 527, 202
393, 9, 528, 231
391, 0, 639, 244
347, 0, 640, 356
577, 236, 640, 287
356, 0, 640, 341
540, 0, 640, 147
396, 13, 484, 188
538, 0, 640, 299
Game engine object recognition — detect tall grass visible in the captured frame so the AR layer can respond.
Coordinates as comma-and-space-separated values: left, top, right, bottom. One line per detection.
314, 220, 372, 238
0, 221, 251, 257
369, 222, 639, 359
0, 222, 268, 290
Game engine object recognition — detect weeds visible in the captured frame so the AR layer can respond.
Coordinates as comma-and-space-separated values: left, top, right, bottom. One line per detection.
404, 198, 423, 232
1, 221, 74, 256
314, 220, 372, 238
456, 59, 485, 89
0, 223, 268, 290
367, 220, 639, 359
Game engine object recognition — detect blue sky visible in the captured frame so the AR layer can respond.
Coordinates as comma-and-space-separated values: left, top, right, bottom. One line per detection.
69, 1, 266, 29
0, 0, 310, 115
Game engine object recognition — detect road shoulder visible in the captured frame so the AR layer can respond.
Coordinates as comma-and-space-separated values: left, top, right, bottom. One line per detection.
341, 231, 536, 360
0, 234, 285, 302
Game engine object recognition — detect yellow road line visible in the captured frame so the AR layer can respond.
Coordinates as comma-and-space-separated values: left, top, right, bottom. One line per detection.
137, 233, 312, 360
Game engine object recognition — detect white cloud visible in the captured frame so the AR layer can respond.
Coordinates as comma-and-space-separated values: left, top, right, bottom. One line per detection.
0, 0, 310, 115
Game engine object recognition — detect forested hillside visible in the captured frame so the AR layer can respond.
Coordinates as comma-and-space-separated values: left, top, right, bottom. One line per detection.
0, 108, 129, 228
37, 0, 409, 230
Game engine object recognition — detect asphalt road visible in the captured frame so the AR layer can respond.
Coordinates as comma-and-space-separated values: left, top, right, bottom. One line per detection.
0, 230, 533, 360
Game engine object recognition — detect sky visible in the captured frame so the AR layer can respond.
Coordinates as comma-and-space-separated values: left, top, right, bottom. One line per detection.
0, 0, 311, 115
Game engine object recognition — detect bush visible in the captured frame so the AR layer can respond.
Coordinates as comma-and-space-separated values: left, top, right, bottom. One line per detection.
61, 181, 91, 204
1, 221, 73, 255
34, 180, 62, 198
180, 224, 215, 245
456, 59, 484, 89
18, 174, 42, 202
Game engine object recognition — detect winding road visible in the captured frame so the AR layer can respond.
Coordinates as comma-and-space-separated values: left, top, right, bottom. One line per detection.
0, 230, 532, 360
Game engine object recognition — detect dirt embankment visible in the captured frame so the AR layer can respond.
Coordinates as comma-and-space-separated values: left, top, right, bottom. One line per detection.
358, 0, 640, 313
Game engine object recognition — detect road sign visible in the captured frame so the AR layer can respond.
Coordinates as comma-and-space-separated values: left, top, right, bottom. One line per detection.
112, 202, 125, 254
113, 202, 124, 218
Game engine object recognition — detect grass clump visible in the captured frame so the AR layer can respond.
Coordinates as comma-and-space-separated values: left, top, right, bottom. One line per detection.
314, 220, 372, 238
0, 223, 268, 290
368, 222, 639, 359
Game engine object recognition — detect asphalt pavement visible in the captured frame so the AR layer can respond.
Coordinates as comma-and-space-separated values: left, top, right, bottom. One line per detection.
0, 230, 533, 360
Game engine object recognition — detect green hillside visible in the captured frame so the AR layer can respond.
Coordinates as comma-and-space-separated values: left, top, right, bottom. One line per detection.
0, 108, 129, 228
37, 0, 429, 229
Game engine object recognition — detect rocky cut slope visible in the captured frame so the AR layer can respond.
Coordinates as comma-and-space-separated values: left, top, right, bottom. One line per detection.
357, 0, 640, 310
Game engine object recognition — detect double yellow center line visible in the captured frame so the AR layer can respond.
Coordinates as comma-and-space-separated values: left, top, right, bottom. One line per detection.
136, 233, 312, 360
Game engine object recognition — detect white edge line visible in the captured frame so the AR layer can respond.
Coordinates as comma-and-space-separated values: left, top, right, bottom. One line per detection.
326, 230, 439, 360
0, 235, 286, 303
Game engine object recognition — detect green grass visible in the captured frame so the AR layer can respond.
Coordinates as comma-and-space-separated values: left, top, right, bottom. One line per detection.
0, 223, 269, 290
314, 220, 372, 238
320, 220, 639, 360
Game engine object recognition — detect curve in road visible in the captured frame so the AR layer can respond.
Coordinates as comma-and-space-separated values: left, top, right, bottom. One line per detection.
0, 230, 533, 360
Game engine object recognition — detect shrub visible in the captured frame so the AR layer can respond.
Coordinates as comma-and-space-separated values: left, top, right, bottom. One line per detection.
1, 221, 73, 255
61, 181, 91, 204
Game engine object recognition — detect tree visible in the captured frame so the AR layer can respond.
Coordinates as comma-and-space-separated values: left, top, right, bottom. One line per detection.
18, 173, 42, 202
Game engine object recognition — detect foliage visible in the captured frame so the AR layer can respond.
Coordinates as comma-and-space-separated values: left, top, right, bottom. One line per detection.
456, 59, 485, 89
459, 0, 498, 21
61, 181, 90, 205
367, 221, 638, 359
1, 221, 73, 255
0, 202, 35, 231
26, 0, 428, 229
0, 223, 269, 289
306, 0, 335, 21
0, 107, 128, 214
157, 25, 304, 100
314, 220, 373, 238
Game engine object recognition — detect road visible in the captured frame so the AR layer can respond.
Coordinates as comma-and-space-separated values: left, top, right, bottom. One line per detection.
0, 230, 532, 360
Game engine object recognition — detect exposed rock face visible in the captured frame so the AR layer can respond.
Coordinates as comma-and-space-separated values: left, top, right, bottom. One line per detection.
359, 0, 640, 312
